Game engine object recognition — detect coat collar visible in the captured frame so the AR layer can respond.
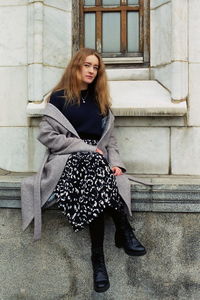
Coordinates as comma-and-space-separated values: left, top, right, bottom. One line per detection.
44, 103, 79, 136
43, 103, 114, 139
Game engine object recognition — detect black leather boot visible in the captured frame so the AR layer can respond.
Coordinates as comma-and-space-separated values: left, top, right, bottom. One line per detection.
115, 223, 146, 256
89, 215, 110, 293
109, 209, 146, 256
91, 250, 110, 293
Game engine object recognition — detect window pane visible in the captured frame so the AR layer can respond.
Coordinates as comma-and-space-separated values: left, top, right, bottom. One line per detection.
102, 0, 120, 6
128, 0, 139, 4
128, 12, 139, 52
84, 13, 96, 49
103, 12, 120, 52
84, 0, 96, 6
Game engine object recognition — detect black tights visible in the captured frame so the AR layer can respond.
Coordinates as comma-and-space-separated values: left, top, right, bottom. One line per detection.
89, 208, 127, 253
89, 212, 105, 251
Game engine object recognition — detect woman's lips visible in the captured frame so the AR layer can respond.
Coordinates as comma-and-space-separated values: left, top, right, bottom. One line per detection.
86, 75, 93, 79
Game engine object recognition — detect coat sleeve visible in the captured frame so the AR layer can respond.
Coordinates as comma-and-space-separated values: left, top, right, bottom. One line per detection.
107, 122, 126, 173
37, 117, 97, 155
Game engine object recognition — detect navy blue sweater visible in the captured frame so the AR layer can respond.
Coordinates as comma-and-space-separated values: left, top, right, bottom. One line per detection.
49, 89, 103, 140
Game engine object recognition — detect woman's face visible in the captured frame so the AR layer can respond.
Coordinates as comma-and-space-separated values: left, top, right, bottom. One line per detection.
80, 55, 99, 89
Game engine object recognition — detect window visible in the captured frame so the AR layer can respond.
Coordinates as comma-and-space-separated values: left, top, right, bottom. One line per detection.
73, 0, 150, 64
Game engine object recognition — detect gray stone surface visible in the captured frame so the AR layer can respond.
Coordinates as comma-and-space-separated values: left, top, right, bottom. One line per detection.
115, 116, 186, 127
116, 127, 170, 174
2, 174, 200, 212
131, 184, 200, 212
0, 209, 200, 299
171, 127, 200, 175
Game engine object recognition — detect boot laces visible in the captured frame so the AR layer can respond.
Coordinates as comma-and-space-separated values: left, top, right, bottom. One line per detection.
92, 255, 107, 277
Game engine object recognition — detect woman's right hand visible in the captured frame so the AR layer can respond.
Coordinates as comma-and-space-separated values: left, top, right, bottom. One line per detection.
96, 148, 103, 155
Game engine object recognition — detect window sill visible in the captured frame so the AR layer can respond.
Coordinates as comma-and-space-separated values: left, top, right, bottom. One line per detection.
109, 80, 187, 117
103, 57, 143, 64
26, 80, 187, 117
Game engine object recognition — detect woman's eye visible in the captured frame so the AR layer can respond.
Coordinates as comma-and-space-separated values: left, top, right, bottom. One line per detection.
83, 64, 99, 70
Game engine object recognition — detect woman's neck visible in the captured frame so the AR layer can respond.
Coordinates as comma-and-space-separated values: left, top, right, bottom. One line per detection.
80, 82, 88, 90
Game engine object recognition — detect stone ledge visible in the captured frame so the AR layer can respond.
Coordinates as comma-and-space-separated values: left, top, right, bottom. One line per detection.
26, 81, 187, 117
1, 174, 200, 212
131, 184, 200, 213
109, 81, 187, 116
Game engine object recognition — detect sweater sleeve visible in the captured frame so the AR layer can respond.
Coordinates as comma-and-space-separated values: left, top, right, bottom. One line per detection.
37, 116, 97, 155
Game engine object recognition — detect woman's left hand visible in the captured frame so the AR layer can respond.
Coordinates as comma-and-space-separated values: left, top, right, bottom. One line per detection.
111, 166, 123, 176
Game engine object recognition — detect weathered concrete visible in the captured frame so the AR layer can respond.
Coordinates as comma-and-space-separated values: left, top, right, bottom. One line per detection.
0, 209, 200, 300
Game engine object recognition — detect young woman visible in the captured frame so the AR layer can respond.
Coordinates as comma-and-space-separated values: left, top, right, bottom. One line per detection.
21, 48, 146, 293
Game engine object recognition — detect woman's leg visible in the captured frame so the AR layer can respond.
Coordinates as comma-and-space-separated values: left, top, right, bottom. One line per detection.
89, 213, 110, 293
89, 213, 105, 253
108, 207, 146, 256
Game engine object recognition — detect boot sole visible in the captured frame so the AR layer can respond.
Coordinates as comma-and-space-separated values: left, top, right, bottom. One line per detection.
94, 282, 110, 293
115, 244, 146, 256
124, 248, 146, 256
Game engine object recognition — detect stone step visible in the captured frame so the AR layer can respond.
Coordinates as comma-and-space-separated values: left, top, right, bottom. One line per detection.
1, 173, 200, 212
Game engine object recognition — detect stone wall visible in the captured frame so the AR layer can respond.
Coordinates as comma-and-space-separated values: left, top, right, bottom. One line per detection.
151, 0, 188, 101
0, 2, 200, 299
0, 0, 200, 176
0, 0, 72, 173
0, 209, 200, 299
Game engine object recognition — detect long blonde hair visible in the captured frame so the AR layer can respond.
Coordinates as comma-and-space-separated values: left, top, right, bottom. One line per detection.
51, 48, 111, 115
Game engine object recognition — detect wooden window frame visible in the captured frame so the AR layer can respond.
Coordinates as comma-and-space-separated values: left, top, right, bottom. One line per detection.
72, 0, 150, 65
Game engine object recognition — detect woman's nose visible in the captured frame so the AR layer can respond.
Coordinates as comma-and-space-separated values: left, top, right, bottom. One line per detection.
88, 66, 94, 73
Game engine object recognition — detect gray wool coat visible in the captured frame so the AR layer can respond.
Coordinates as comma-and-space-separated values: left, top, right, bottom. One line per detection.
21, 103, 132, 240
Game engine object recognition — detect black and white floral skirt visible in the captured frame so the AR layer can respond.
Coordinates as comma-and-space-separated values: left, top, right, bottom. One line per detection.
54, 139, 124, 232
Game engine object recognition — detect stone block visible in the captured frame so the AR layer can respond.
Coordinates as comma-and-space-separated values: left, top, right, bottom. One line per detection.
106, 68, 150, 81
0, 0, 27, 6
43, 6, 72, 67
0, 181, 21, 208
171, 61, 188, 101
27, 2, 43, 64
150, 0, 170, 9
0, 67, 28, 127
151, 64, 171, 91
171, 0, 188, 61
189, 0, 200, 62
150, 1, 171, 67
28, 64, 43, 101
116, 127, 170, 174
44, 0, 72, 11
0, 127, 45, 172
0, 6, 27, 66
43, 66, 65, 96
151, 57, 188, 103
188, 63, 200, 126
171, 127, 200, 175
115, 116, 185, 127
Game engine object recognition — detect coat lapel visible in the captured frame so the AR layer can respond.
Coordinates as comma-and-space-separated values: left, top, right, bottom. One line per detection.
44, 103, 80, 137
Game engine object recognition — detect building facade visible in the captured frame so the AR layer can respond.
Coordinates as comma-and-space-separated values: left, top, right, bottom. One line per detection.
1, 0, 199, 177
1, 1, 200, 299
